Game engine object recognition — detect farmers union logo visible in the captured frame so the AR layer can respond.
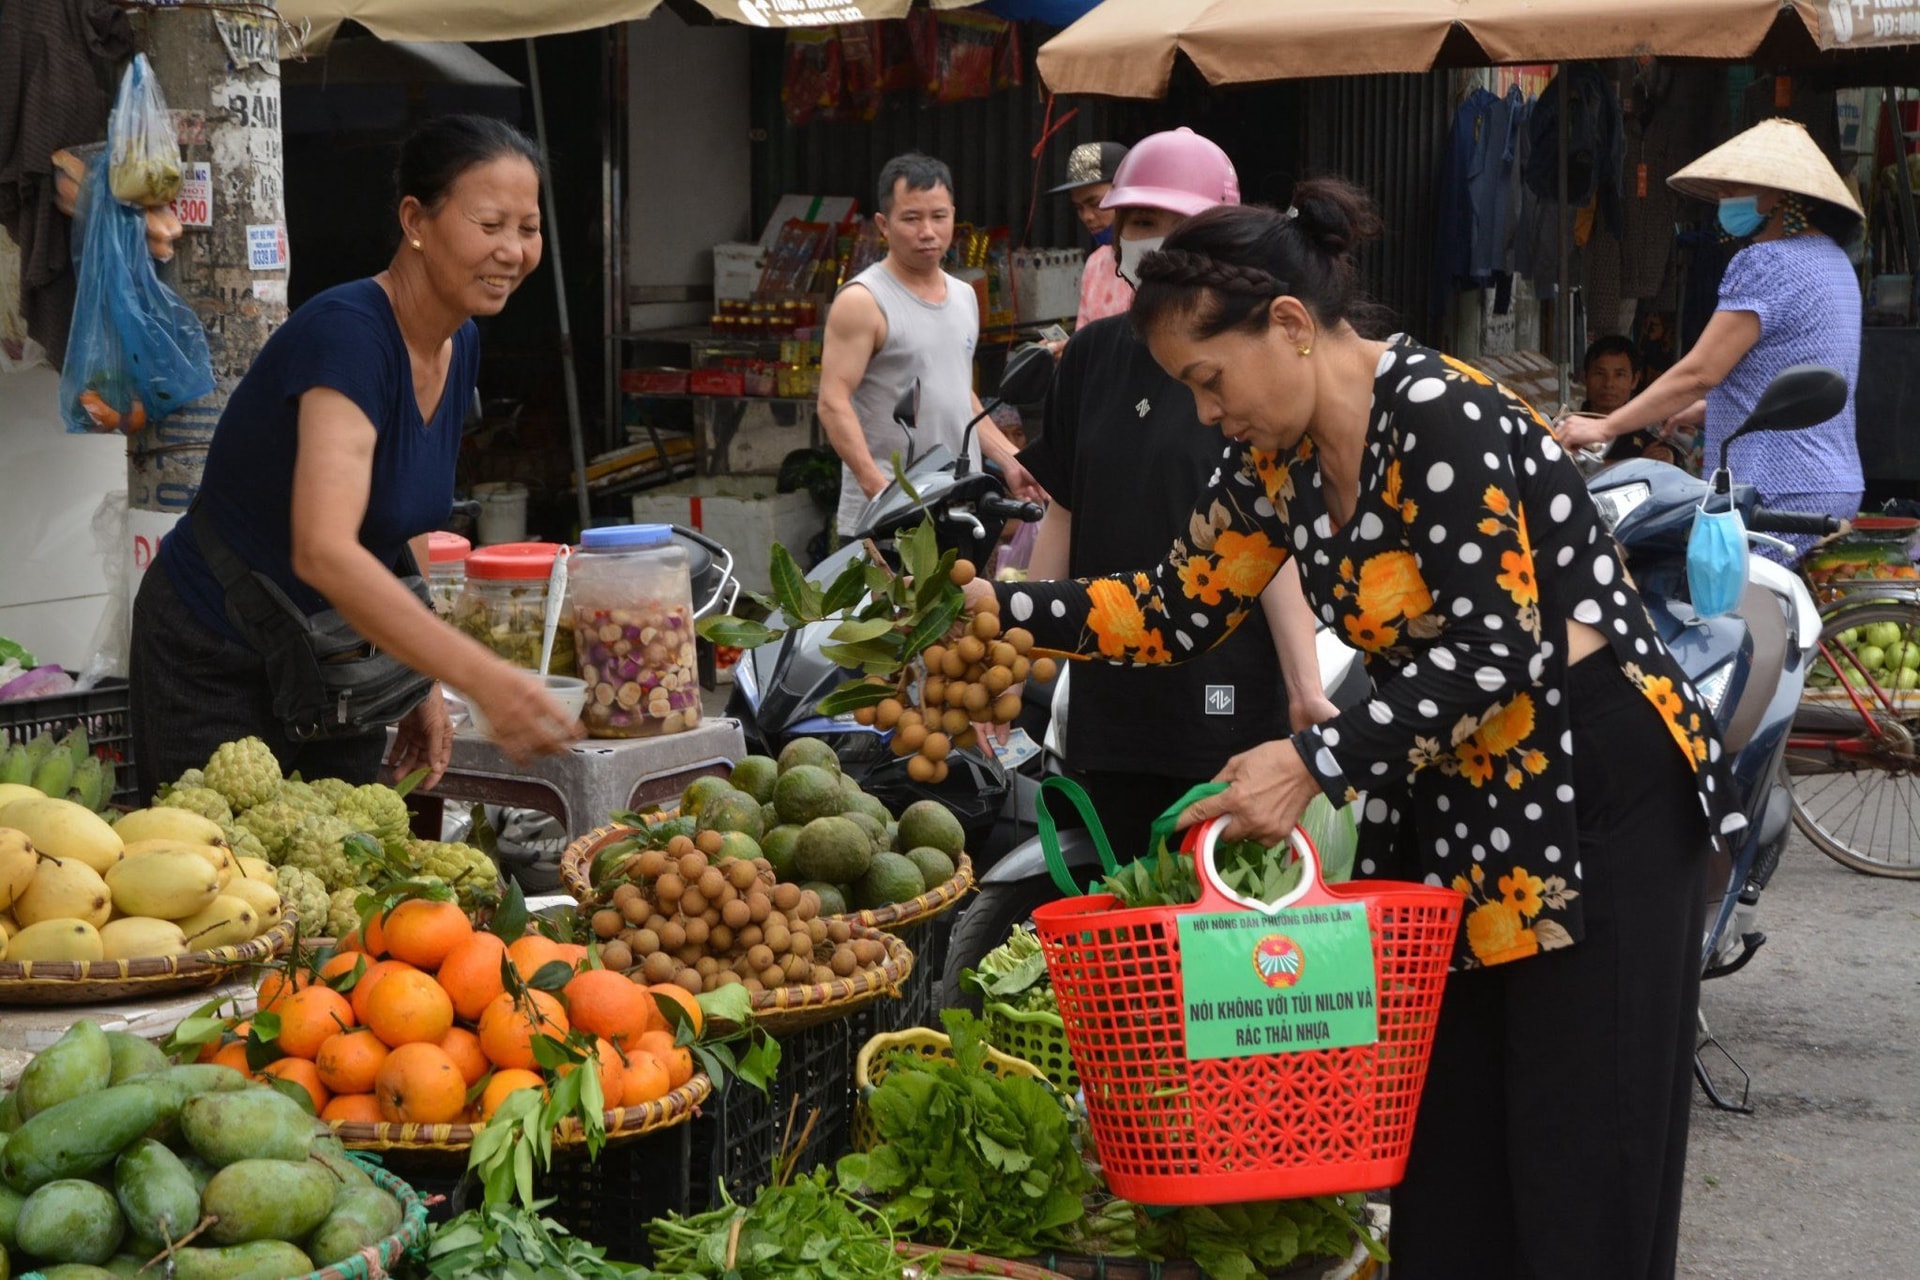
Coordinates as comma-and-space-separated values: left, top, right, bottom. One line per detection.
1252, 934, 1305, 989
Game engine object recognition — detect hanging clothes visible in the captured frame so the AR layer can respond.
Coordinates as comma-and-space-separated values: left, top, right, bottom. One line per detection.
1527, 63, 1626, 242
1433, 86, 1521, 320
1619, 65, 1719, 304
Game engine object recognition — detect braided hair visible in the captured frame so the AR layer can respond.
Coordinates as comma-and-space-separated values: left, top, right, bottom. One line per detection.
1130, 177, 1387, 343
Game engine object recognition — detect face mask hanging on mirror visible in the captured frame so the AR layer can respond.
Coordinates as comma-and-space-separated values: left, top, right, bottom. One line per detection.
1687, 469, 1750, 619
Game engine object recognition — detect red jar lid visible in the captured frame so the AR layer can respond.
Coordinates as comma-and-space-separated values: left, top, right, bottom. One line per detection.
466, 541, 564, 581
428, 531, 472, 565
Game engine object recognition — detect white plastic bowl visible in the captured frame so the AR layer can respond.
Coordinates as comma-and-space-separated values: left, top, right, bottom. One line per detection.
456, 673, 587, 740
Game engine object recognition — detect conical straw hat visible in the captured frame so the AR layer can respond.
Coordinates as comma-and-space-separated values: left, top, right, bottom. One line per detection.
1668, 118, 1863, 218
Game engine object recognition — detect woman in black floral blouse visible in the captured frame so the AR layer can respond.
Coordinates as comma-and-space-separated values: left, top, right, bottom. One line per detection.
962, 183, 1739, 1280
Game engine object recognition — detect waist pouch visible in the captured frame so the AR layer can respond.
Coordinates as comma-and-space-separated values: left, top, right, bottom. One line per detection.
192, 501, 433, 741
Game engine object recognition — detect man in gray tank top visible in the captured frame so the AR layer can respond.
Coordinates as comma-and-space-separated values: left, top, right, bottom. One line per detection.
818, 153, 1045, 536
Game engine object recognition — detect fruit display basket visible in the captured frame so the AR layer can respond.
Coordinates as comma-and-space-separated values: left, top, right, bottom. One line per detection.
1806, 516, 1920, 601
0, 913, 296, 1005
327, 1073, 712, 1154
298, 1154, 433, 1280
851, 1026, 1065, 1153
981, 999, 1079, 1097
743, 924, 914, 1035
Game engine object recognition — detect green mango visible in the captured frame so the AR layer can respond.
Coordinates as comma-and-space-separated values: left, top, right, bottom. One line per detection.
14, 1178, 125, 1265
170, 1241, 315, 1280
152, 1064, 252, 1095
16, 1022, 111, 1120
1, 1084, 163, 1193
103, 1034, 168, 1085
113, 1140, 199, 1250
200, 1158, 334, 1245
35, 1267, 120, 1280
176, 1154, 217, 1197
178, 1091, 313, 1167
308, 1138, 371, 1190
304, 1184, 402, 1267
0, 1182, 22, 1248
0, 1092, 19, 1134
100, 1256, 149, 1279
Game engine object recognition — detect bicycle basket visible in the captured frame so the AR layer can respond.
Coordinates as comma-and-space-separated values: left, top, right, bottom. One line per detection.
1030, 816, 1463, 1205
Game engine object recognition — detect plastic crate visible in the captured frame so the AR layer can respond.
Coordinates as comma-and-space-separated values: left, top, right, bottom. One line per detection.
368, 1123, 696, 1265
981, 1000, 1079, 1097
0, 676, 138, 807
687, 1015, 855, 1209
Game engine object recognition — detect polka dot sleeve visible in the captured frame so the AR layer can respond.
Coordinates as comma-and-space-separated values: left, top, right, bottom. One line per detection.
1294, 389, 1544, 802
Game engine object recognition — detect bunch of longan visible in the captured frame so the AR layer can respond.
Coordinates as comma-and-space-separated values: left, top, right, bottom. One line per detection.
588, 829, 885, 995
853, 559, 1058, 783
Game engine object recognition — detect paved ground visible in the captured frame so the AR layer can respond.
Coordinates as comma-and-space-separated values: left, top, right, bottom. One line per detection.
1675, 831, 1920, 1278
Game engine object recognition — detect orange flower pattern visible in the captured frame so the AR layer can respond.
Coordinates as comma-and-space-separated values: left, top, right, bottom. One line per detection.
993, 337, 1742, 972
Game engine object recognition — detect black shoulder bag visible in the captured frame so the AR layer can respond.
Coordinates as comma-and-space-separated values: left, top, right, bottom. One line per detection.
191, 501, 435, 741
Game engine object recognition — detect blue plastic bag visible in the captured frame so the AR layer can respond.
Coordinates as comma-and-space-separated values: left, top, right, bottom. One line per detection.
58, 61, 212, 434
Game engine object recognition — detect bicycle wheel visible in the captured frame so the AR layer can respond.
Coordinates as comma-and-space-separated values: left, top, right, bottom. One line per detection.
1787, 598, 1920, 878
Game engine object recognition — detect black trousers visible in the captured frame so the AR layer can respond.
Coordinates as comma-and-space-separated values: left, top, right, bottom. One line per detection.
130, 565, 386, 799
1390, 653, 1710, 1280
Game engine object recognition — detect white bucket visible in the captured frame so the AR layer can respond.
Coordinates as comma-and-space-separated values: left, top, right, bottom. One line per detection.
473, 481, 529, 545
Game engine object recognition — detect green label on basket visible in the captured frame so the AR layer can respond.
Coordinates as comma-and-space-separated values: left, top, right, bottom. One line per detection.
1176, 906, 1378, 1060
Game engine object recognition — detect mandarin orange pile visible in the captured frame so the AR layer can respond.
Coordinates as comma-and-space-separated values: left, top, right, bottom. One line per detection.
203, 899, 701, 1130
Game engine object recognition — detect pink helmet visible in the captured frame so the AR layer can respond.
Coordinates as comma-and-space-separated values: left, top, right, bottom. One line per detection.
1101, 128, 1240, 216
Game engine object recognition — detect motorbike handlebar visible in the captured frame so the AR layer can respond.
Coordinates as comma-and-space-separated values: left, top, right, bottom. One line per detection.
979, 494, 1046, 524
1749, 509, 1844, 536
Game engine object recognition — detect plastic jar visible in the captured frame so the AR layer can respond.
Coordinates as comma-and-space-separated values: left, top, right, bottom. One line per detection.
426, 531, 472, 620
453, 541, 576, 676
569, 524, 701, 738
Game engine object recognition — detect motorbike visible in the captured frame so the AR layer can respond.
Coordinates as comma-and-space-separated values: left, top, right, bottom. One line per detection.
725, 345, 1054, 853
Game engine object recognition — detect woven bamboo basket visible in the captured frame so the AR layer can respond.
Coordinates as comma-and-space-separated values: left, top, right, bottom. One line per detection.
852, 1027, 1065, 1153
896, 1243, 1072, 1279
294, 1154, 432, 1280
562, 822, 976, 933
0, 913, 297, 1005
328, 1072, 712, 1155
744, 925, 914, 1035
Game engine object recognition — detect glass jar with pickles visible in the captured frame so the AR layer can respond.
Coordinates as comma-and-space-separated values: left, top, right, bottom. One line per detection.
569, 525, 700, 738
452, 541, 576, 676
426, 531, 471, 620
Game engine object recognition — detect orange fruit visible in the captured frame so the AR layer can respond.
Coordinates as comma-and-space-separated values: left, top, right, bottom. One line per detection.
374, 1042, 467, 1125
363, 968, 455, 1049
479, 1068, 546, 1121
557, 1037, 623, 1110
256, 970, 311, 1015
477, 990, 569, 1071
349, 959, 419, 1025
553, 943, 589, 968
318, 951, 367, 986
314, 1029, 391, 1095
506, 935, 566, 984
564, 969, 651, 1043
321, 1093, 384, 1124
276, 986, 355, 1060
437, 1026, 490, 1087
261, 1057, 331, 1114
632, 1030, 693, 1089
437, 932, 509, 1022
619, 1052, 672, 1108
382, 899, 474, 970
649, 984, 705, 1039
361, 909, 389, 958
210, 1041, 256, 1079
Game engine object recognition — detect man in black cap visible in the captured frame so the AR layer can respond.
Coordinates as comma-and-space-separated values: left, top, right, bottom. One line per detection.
1050, 140, 1132, 326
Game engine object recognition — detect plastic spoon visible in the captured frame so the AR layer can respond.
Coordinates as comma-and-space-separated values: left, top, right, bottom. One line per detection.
539, 545, 572, 677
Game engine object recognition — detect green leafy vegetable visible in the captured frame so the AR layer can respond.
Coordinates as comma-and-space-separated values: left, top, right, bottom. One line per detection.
959, 925, 1051, 1009
1134, 1195, 1387, 1278
642, 1167, 902, 1279
1102, 796, 1360, 908
422, 1200, 642, 1279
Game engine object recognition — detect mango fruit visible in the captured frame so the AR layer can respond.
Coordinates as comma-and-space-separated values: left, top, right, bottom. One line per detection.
100, 1257, 148, 1278
217, 880, 280, 937
14, 1178, 125, 1264
12, 856, 110, 929
307, 1137, 371, 1190
170, 1241, 314, 1280
0, 783, 41, 810
233, 857, 275, 886
113, 1140, 199, 1252
109, 810, 227, 850
2, 1084, 163, 1192
200, 1158, 334, 1245
15, 1022, 110, 1120
0, 1181, 22, 1247
0, 829, 35, 913
37, 1266, 122, 1280
0, 799, 121, 875
178, 1090, 313, 1167
103, 1034, 167, 1085
172, 897, 256, 952
4, 919, 103, 963
0, 1093, 18, 1134
105, 851, 221, 921
98, 918, 187, 962
304, 1183, 402, 1267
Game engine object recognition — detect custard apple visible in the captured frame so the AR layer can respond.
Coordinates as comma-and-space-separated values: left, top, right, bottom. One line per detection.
156, 767, 207, 800
336, 784, 411, 844
283, 814, 359, 891
327, 886, 370, 940
153, 786, 233, 826
203, 737, 283, 811
223, 822, 268, 863
274, 865, 331, 935
311, 777, 356, 807
275, 778, 334, 817
409, 839, 499, 902
235, 801, 304, 859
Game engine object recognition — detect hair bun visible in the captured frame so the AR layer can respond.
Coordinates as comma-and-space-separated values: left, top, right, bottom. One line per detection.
1289, 177, 1383, 261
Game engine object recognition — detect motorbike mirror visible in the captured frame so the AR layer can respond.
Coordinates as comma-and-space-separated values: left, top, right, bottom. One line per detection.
1736, 365, 1848, 435
995, 342, 1055, 405
892, 379, 921, 431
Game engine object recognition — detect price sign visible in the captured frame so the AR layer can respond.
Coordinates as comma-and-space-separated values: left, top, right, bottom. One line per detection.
1177, 904, 1379, 1061
246, 223, 288, 271
170, 162, 212, 228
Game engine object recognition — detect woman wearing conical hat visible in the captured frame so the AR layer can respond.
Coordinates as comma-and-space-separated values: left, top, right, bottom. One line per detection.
1559, 119, 1864, 562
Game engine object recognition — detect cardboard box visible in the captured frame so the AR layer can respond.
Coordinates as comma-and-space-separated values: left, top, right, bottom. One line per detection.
713, 242, 765, 303
631, 477, 828, 599
757, 195, 858, 248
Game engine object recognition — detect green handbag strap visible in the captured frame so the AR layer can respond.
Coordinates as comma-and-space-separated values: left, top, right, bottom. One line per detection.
1036, 777, 1232, 897
1146, 781, 1229, 866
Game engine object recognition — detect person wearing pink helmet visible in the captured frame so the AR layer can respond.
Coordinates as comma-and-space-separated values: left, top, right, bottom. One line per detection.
1016, 128, 1335, 859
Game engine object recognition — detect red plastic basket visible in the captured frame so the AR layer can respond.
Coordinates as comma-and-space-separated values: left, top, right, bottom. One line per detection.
1030, 817, 1463, 1205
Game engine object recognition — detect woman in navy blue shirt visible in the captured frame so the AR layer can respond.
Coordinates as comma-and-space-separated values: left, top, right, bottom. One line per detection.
131, 116, 577, 795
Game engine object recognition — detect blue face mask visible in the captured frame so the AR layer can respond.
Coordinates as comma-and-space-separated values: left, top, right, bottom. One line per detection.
1687, 476, 1750, 619
1717, 196, 1767, 239
1091, 225, 1114, 248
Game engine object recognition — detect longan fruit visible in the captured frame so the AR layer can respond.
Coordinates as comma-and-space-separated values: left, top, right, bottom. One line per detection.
696, 867, 725, 899
956, 635, 986, 664
764, 922, 791, 953
933, 760, 950, 784
738, 924, 764, 949
854, 703, 878, 726
760, 965, 787, 989
921, 732, 952, 762
971, 611, 1000, 640
632, 928, 662, 956
611, 881, 642, 908
684, 917, 711, 947
747, 943, 776, 972
795, 892, 820, 922
714, 970, 743, 988
941, 708, 971, 736
644, 912, 671, 936
923, 676, 947, 705
956, 728, 978, 750
702, 907, 723, 927
722, 897, 752, 929
973, 590, 1000, 614
772, 882, 801, 911
812, 964, 837, 985
945, 681, 970, 709
694, 829, 724, 856
1010, 656, 1031, 681
681, 887, 709, 918
1006, 627, 1034, 655
941, 649, 968, 679
636, 849, 670, 880
898, 707, 923, 729
710, 924, 734, 953
807, 918, 828, 944
747, 891, 772, 923
983, 666, 1014, 695
674, 968, 704, 995
666, 834, 697, 857
620, 896, 652, 925
654, 872, 685, 904
831, 948, 859, 977
992, 692, 1022, 722
827, 919, 853, 944
599, 940, 634, 971
658, 919, 688, 950
695, 955, 720, 977
676, 945, 703, 968
592, 908, 624, 939
727, 860, 759, 891
989, 641, 1017, 669
923, 644, 948, 671
642, 951, 677, 983
678, 851, 709, 880
961, 683, 990, 713
783, 954, 811, 981
950, 558, 977, 586
908, 754, 938, 783
1031, 656, 1058, 682
789, 931, 814, 959
890, 733, 917, 759
854, 938, 884, 964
